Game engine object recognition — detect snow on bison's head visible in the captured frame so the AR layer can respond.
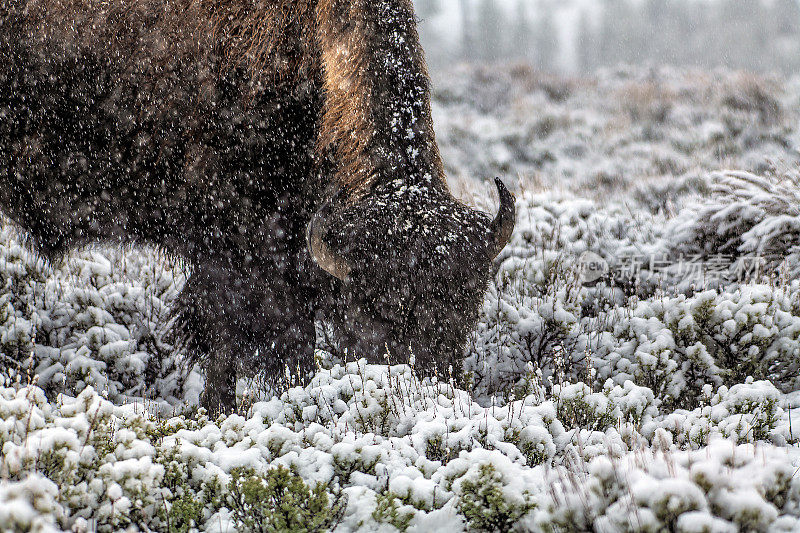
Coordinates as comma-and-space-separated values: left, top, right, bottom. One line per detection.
309, 178, 515, 377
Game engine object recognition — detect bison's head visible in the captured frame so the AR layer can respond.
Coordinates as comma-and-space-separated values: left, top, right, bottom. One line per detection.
308, 177, 514, 375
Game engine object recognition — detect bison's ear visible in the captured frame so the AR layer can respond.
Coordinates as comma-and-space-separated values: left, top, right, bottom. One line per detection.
307, 213, 351, 281
487, 178, 516, 259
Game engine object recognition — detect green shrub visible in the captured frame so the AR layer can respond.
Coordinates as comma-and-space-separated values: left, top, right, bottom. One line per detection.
457, 464, 535, 532
227, 466, 345, 533
163, 490, 205, 533
555, 384, 617, 432
372, 492, 416, 532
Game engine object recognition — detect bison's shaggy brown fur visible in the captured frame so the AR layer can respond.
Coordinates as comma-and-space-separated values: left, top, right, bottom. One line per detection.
0, 0, 514, 415
14, 0, 440, 196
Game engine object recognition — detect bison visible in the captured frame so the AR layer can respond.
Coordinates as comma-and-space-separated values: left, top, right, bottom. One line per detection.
0, 0, 515, 415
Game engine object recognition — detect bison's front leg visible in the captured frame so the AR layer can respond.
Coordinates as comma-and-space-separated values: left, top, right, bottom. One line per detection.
175, 262, 316, 417
173, 266, 240, 416
201, 345, 238, 418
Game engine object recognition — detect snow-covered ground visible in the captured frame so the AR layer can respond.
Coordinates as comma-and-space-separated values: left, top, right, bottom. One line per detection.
2, 66, 800, 532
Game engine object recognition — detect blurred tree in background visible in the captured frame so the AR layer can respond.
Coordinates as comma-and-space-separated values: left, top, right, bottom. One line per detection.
477, 0, 504, 61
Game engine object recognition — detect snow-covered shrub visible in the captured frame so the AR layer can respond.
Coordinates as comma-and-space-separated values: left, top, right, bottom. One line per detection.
616, 79, 676, 124
668, 169, 800, 282
593, 285, 800, 405
553, 383, 616, 432
455, 462, 536, 532
372, 491, 416, 531
1, 387, 167, 531
0, 219, 196, 408
713, 380, 781, 443
466, 256, 587, 401
227, 466, 345, 533
0, 222, 45, 376
537, 439, 800, 532
718, 73, 784, 126
653, 379, 787, 448
463, 187, 798, 405
0, 473, 63, 533
0, 369, 556, 530
464, 190, 669, 401
2, 364, 799, 532
435, 66, 799, 203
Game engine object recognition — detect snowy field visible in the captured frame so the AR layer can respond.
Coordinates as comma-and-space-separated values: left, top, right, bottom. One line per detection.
2, 66, 800, 531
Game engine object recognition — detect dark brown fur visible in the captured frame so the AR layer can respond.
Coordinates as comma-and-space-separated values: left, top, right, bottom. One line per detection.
13, 0, 439, 196
316, 0, 445, 195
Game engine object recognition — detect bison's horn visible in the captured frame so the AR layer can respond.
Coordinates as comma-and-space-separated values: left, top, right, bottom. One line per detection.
487, 177, 516, 259
307, 214, 351, 281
